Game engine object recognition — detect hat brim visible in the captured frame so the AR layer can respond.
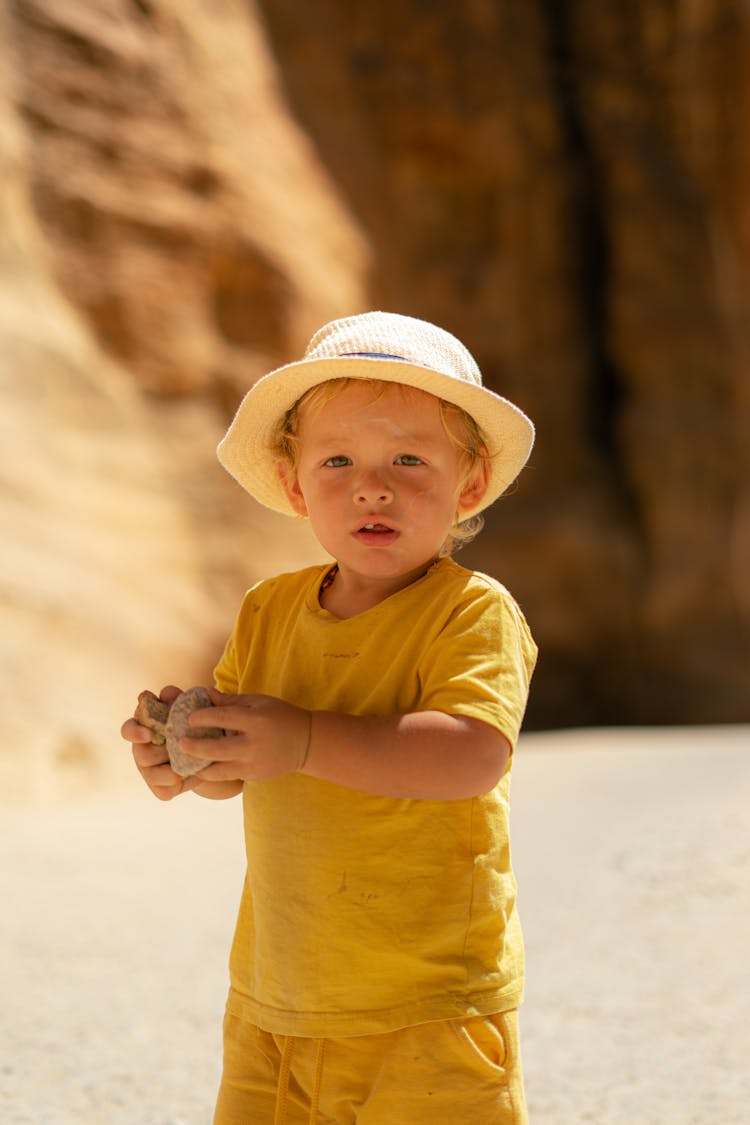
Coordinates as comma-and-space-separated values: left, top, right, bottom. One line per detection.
217, 355, 534, 519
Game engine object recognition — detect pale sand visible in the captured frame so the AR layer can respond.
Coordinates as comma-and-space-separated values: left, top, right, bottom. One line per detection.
2, 726, 748, 1124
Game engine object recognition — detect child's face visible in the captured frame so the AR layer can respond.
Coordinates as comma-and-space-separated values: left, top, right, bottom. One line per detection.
278, 382, 488, 598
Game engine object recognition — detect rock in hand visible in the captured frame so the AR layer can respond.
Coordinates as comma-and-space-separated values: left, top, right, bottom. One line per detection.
134, 687, 224, 777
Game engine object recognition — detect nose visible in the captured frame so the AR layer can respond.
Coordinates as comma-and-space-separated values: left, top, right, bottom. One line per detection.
354, 469, 393, 505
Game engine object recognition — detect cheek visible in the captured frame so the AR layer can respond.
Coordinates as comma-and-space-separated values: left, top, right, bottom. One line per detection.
298, 475, 344, 519
401, 479, 456, 521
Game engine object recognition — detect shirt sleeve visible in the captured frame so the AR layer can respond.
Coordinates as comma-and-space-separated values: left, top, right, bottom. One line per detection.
213, 626, 240, 694
416, 582, 537, 749
212, 582, 263, 694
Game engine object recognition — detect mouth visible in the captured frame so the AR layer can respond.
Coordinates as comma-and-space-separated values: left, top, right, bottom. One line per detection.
353, 521, 399, 545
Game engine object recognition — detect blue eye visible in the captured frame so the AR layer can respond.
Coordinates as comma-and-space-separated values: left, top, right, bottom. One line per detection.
395, 454, 423, 466
324, 455, 352, 467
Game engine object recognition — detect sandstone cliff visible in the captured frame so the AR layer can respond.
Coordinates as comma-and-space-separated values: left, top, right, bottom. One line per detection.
257, 0, 750, 723
1, 0, 747, 797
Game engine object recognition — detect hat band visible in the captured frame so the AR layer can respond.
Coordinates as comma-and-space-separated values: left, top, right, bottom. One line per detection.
337, 351, 408, 361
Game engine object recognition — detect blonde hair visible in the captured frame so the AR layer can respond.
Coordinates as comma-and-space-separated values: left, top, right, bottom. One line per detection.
271, 378, 489, 554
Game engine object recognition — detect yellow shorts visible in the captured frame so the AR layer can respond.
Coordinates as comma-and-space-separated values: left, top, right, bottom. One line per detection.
213, 1006, 528, 1125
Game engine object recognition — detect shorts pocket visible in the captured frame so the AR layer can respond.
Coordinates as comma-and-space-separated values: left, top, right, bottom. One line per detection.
449, 1011, 510, 1074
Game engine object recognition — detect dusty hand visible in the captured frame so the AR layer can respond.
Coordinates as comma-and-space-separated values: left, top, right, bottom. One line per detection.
179, 689, 311, 784
120, 685, 201, 800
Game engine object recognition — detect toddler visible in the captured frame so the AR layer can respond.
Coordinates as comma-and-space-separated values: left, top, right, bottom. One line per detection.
122, 311, 537, 1124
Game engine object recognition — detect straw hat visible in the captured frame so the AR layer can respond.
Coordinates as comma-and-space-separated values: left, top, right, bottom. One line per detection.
217, 311, 534, 518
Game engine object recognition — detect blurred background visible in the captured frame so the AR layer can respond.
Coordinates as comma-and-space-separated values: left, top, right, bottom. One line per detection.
1, 0, 748, 799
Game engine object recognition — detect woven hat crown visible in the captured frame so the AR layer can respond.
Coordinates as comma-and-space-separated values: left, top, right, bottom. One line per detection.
304, 311, 482, 386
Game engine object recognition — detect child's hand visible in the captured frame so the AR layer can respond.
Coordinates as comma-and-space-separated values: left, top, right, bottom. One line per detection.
121, 686, 200, 801
177, 689, 311, 784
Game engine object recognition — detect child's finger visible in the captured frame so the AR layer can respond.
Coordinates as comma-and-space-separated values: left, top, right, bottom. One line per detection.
174, 734, 228, 762
149, 776, 192, 801
189, 703, 249, 734
121, 717, 155, 743
158, 684, 183, 705
205, 687, 237, 706
188, 758, 240, 783
132, 742, 170, 769
146, 760, 183, 783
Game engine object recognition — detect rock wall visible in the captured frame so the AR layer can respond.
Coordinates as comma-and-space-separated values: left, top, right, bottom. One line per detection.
1, 0, 747, 779
0, 0, 346, 798
257, 0, 750, 723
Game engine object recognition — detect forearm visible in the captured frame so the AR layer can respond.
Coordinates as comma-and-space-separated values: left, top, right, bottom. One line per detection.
300, 710, 509, 799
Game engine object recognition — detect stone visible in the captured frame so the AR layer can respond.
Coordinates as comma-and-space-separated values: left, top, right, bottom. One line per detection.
133, 692, 170, 747
133, 688, 225, 777
164, 687, 224, 778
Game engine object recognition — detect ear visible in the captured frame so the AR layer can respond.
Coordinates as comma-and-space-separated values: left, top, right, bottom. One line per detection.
276, 461, 308, 517
456, 455, 491, 514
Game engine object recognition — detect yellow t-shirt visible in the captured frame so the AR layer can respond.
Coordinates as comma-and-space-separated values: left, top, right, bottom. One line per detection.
214, 556, 537, 1037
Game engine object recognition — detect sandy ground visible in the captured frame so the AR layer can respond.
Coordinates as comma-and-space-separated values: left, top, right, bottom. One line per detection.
2, 725, 748, 1125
